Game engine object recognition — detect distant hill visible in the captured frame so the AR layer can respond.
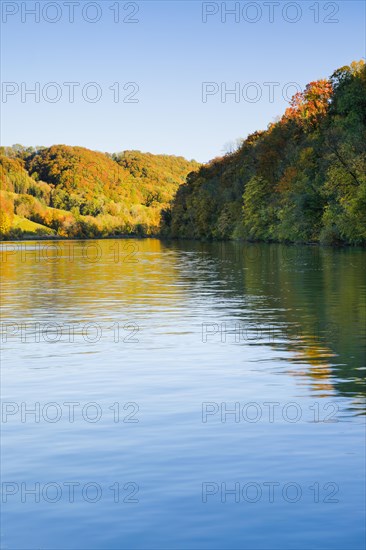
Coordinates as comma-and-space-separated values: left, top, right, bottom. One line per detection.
0, 145, 199, 239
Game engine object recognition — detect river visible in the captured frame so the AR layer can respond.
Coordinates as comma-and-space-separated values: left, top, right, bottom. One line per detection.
1, 239, 365, 549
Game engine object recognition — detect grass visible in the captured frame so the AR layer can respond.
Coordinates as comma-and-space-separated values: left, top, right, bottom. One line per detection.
12, 215, 56, 235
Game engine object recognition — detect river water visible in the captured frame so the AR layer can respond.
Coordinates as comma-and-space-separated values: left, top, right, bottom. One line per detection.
1, 239, 365, 549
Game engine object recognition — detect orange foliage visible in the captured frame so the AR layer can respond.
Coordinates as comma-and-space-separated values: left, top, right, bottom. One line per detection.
283, 79, 333, 128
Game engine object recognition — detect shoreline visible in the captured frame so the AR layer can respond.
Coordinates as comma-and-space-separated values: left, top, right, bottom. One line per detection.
1, 234, 364, 249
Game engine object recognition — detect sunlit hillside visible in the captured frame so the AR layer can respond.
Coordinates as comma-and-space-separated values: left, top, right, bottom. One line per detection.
0, 145, 199, 239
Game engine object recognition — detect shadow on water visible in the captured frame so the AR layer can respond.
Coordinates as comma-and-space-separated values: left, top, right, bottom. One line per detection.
162, 240, 366, 401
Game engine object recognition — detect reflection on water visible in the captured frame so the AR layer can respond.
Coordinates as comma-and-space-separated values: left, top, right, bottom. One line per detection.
1, 239, 365, 549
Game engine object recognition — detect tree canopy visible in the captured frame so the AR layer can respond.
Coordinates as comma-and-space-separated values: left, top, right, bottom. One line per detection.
165, 60, 366, 246
0, 145, 199, 239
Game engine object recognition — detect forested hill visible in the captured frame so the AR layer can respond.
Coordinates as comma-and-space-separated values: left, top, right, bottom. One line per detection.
1, 61, 365, 244
0, 146, 199, 238
164, 60, 366, 246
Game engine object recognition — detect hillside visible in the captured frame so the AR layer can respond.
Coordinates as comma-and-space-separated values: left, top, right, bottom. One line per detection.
0, 146, 199, 239
1, 61, 365, 245
165, 61, 366, 246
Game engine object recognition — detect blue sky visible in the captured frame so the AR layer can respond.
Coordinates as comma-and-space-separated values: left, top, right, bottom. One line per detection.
1, 0, 365, 161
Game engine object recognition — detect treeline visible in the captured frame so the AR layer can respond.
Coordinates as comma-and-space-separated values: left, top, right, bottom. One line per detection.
1, 61, 365, 244
164, 61, 366, 246
0, 145, 199, 239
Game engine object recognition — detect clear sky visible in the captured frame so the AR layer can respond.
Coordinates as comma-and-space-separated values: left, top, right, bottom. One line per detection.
1, 0, 365, 162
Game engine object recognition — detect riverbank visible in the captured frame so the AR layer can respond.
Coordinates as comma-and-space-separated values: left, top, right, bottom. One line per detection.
1, 233, 365, 248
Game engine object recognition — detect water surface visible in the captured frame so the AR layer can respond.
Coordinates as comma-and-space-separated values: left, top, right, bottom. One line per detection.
1, 239, 365, 549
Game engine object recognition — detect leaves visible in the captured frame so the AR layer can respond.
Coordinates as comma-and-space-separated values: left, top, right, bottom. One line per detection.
167, 60, 366, 246
0, 146, 199, 239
